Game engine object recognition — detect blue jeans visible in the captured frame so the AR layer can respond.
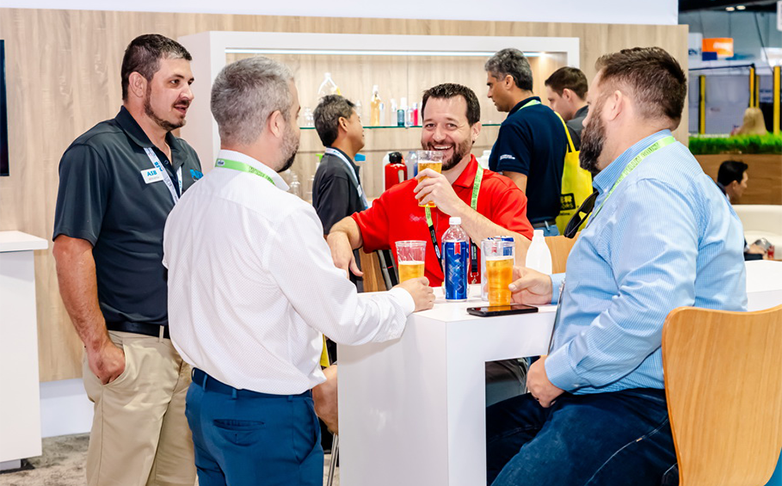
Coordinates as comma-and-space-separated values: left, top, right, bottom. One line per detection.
538, 222, 560, 237
486, 388, 675, 486
185, 372, 323, 486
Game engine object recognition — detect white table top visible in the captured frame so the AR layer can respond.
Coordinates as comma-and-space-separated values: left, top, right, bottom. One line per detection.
0, 231, 48, 253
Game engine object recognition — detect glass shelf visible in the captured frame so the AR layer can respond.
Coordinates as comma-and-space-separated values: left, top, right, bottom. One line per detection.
300, 124, 501, 130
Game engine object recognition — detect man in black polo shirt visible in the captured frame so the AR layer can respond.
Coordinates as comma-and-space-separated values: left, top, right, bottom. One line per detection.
312, 94, 368, 293
486, 48, 568, 236
52, 34, 201, 486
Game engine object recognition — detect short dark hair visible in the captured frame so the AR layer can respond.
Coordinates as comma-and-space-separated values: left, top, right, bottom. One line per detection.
121, 34, 192, 101
313, 95, 356, 147
421, 83, 480, 126
544, 67, 588, 99
595, 47, 687, 128
485, 48, 533, 91
718, 160, 749, 186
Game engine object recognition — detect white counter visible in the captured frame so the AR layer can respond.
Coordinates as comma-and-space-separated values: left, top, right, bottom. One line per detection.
338, 261, 782, 486
0, 231, 48, 467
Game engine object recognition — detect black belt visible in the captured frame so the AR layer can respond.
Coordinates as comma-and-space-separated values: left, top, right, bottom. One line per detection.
106, 321, 170, 339
532, 219, 557, 229
191, 368, 311, 399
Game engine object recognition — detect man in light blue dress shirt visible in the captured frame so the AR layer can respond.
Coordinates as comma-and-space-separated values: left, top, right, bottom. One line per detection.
486, 47, 747, 486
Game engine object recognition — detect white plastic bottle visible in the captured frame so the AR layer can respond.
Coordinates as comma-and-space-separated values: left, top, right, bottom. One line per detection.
317, 73, 341, 98
289, 173, 302, 199
525, 229, 552, 274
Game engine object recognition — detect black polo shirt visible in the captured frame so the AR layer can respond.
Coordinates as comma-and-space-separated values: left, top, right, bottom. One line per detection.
313, 148, 366, 234
488, 96, 568, 224
53, 106, 202, 326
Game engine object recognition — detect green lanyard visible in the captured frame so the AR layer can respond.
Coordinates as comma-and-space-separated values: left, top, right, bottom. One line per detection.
425, 166, 483, 273
215, 158, 276, 186
591, 135, 676, 222
519, 99, 541, 109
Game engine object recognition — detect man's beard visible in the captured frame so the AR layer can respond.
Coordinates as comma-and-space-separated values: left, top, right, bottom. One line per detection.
277, 123, 300, 173
144, 84, 187, 132
579, 108, 606, 176
424, 136, 472, 172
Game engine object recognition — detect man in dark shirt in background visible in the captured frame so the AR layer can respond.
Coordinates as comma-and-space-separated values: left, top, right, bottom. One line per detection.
545, 66, 589, 149
486, 48, 568, 236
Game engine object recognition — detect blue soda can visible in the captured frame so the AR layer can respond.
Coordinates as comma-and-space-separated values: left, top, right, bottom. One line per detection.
443, 240, 469, 301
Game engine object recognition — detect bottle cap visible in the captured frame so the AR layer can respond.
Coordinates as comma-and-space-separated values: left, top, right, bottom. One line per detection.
450, 217, 461, 225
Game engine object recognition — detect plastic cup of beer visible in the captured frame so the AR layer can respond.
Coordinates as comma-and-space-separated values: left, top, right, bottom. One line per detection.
396, 240, 426, 282
416, 150, 443, 208
483, 239, 515, 306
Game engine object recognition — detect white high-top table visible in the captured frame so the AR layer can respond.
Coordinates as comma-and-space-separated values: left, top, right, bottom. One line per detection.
338, 260, 782, 486
0, 231, 48, 470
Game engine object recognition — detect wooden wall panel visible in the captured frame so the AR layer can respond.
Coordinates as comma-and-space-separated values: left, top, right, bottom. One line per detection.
0, 8, 688, 381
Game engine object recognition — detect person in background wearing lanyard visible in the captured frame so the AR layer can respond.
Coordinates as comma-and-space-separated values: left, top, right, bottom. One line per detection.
52, 34, 202, 486
485, 47, 747, 486
163, 56, 434, 486
323, 83, 534, 415
485, 48, 569, 236
312, 94, 368, 290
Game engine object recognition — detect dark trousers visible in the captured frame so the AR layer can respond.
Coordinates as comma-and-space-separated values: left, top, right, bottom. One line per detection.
185, 373, 323, 486
487, 388, 676, 486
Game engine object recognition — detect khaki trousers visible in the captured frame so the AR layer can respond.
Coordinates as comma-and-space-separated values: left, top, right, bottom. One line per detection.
83, 331, 195, 486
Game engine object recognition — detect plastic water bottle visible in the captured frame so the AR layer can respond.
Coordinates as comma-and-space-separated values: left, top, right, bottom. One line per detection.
443, 217, 470, 301
525, 229, 552, 274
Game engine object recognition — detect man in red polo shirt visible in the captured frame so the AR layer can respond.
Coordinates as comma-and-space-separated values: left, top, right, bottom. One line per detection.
320, 84, 534, 418
327, 83, 533, 287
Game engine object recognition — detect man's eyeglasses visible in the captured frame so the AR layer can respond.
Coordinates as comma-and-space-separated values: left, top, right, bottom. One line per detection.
564, 189, 598, 239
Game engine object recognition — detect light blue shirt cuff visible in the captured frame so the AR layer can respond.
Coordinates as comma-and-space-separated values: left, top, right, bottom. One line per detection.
544, 343, 583, 392
549, 273, 565, 305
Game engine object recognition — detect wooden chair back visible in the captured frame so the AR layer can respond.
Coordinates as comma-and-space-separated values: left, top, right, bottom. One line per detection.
544, 235, 578, 274
662, 305, 782, 486
359, 250, 388, 292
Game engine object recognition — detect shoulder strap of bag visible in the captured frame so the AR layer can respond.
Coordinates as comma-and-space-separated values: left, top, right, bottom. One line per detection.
554, 112, 576, 154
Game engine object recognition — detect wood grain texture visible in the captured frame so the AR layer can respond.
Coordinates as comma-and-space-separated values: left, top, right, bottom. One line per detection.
0, 8, 688, 381
695, 154, 782, 205
544, 234, 578, 274
663, 305, 782, 486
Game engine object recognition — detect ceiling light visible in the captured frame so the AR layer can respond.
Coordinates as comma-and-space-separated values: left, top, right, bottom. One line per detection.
736, 5, 746, 10
726, 6, 735, 11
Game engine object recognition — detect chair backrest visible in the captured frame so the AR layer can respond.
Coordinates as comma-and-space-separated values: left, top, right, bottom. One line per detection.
663, 305, 782, 486
358, 250, 387, 292
544, 235, 578, 274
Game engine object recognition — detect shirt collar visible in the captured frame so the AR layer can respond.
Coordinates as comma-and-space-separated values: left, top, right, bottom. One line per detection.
592, 129, 672, 194
216, 149, 290, 191
508, 96, 541, 116
452, 155, 479, 188
115, 106, 182, 157
573, 105, 589, 118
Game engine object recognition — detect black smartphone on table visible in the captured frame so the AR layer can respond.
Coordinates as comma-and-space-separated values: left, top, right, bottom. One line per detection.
466, 303, 538, 317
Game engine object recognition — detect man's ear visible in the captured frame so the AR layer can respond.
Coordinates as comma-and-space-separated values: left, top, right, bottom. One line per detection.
471, 122, 482, 144
604, 90, 624, 122
338, 116, 349, 133
128, 72, 147, 99
503, 74, 515, 90
268, 110, 285, 138
562, 88, 574, 102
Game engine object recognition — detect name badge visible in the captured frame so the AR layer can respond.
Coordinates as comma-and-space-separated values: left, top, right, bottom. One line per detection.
141, 168, 164, 184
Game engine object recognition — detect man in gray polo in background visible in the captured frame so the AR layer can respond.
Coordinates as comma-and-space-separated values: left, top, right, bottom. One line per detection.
52, 34, 201, 486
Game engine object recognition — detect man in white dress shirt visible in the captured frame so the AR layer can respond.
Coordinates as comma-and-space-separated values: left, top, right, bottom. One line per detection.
163, 56, 434, 486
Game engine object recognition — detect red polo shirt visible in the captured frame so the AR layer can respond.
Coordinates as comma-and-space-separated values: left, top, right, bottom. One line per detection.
353, 155, 533, 286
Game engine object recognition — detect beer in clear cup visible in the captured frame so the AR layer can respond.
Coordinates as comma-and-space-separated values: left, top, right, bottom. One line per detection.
416, 150, 443, 208
482, 239, 515, 306
395, 240, 426, 282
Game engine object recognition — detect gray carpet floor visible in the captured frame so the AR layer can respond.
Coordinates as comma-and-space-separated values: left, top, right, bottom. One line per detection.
0, 435, 339, 485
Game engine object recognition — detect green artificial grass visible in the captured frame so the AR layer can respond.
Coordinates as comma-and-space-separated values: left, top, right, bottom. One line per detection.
689, 134, 782, 155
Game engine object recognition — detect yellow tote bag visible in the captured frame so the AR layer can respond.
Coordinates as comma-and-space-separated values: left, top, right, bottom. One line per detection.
555, 114, 593, 234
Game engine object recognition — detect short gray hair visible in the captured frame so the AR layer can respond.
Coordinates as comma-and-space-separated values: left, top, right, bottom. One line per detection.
485, 48, 533, 91
211, 56, 294, 146
313, 95, 356, 147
